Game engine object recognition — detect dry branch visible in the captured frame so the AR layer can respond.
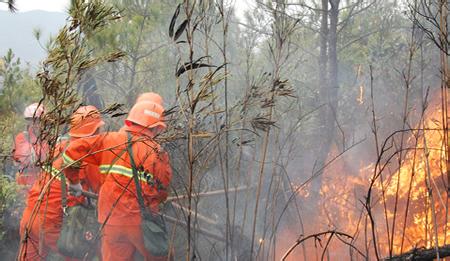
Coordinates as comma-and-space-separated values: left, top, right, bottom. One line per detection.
280, 230, 358, 260
384, 245, 450, 261
167, 185, 253, 201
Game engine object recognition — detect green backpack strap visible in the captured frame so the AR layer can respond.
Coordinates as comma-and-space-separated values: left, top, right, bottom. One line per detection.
126, 133, 151, 219
61, 173, 68, 215
127, 133, 169, 257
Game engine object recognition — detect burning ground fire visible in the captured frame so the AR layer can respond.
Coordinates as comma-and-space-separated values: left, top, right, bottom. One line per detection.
282, 104, 449, 260
378, 106, 449, 253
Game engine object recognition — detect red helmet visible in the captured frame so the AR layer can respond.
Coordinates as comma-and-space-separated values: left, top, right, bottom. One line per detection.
125, 101, 166, 130
23, 103, 45, 119
69, 105, 104, 137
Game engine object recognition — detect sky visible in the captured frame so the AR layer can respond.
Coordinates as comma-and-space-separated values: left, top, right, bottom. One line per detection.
0, 0, 252, 66
0, 0, 251, 20
0, 0, 70, 12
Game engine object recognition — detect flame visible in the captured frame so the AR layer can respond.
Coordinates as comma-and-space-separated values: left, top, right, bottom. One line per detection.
278, 101, 449, 259
378, 106, 449, 253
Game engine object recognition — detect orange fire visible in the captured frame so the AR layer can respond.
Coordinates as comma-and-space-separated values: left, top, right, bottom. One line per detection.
379, 106, 449, 253
279, 103, 449, 260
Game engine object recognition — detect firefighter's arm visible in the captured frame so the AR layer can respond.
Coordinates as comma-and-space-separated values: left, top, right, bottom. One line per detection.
63, 135, 102, 184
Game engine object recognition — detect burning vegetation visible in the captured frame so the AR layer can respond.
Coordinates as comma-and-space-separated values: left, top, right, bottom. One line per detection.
303, 101, 449, 259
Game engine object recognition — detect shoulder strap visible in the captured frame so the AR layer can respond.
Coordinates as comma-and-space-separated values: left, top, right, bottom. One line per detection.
126, 133, 150, 218
61, 169, 68, 214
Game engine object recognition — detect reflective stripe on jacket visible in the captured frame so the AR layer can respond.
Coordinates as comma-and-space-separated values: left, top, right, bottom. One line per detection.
63, 131, 172, 226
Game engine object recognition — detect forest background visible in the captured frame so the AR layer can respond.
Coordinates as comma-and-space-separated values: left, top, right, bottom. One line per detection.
0, 0, 448, 260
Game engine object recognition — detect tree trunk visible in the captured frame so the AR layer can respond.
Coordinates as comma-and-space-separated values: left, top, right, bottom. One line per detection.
328, 0, 339, 108
312, 0, 329, 195
312, 0, 340, 195
319, 0, 329, 94
327, 0, 340, 146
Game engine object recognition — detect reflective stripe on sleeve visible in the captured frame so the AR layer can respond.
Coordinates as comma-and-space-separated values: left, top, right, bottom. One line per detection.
63, 153, 76, 165
99, 164, 154, 184
41, 165, 62, 180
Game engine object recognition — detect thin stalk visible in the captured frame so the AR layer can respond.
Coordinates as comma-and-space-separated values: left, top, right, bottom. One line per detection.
438, 0, 449, 245
219, 1, 231, 258
390, 23, 416, 256
399, 131, 420, 253
201, 5, 230, 258
422, 126, 441, 260
369, 65, 391, 256
257, 130, 281, 260
183, 1, 196, 259
250, 1, 289, 257
249, 109, 274, 258
233, 20, 258, 251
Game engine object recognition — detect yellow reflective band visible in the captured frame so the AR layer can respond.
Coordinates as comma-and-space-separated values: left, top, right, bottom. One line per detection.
63, 153, 75, 165
100, 164, 133, 176
41, 165, 62, 180
99, 164, 154, 183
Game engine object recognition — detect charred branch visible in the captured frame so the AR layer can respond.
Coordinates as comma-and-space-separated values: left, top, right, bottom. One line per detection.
384, 245, 450, 261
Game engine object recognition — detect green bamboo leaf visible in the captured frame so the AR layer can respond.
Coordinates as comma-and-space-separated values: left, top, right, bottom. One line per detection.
169, 4, 181, 38
174, 19, 188, 41
175, 62, 216, 77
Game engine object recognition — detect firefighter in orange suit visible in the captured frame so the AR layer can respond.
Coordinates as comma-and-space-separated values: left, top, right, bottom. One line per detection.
18, 105, 105, 260
13, 103, 48, 191
63, 96, 172, 261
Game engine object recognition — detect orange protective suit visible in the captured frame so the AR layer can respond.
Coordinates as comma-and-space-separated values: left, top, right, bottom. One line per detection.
13, 126, 48, 189
63, 130, 172, 261
18, 140, 100, 261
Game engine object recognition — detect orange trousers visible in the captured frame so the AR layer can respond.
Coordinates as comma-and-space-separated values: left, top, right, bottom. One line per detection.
18, 209, 78, 261
19, 208, 58, 260
102, 224, 168, 261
